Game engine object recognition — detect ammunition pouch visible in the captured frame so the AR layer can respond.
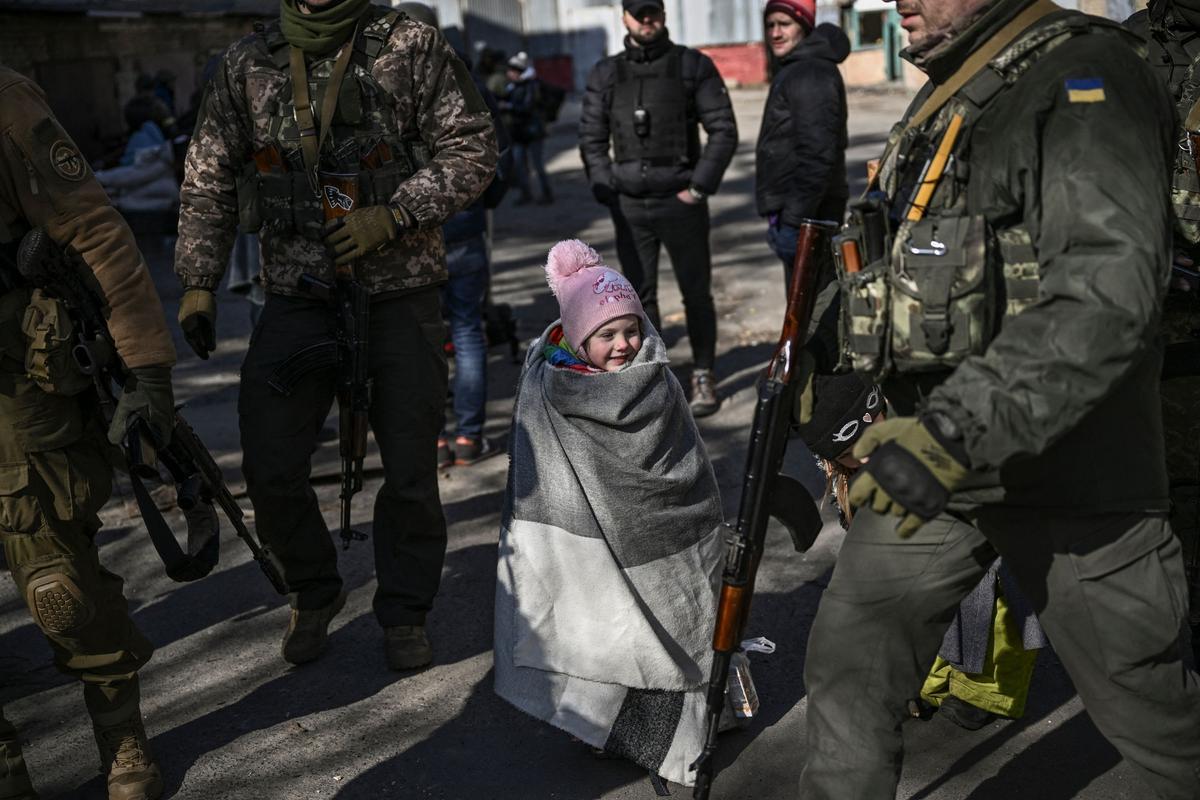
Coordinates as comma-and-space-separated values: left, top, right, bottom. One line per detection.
889, 215, 995, 372
1172, 161, 1200, 248
836, 213, 1002, 378
21, 290, 91, 397
237, 150, 416, 239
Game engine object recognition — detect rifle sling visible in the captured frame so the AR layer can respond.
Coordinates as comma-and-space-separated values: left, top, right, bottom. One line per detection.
128, 470, 220, 583
868, 0, 1059, 194
289, 37, 355, 194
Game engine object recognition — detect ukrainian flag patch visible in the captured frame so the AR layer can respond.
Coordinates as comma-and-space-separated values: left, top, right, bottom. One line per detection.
1065, 77, 1106, 103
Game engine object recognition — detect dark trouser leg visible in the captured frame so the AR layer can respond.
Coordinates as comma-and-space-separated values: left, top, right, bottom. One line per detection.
982, 508, 1200, 799
441, 237, 490, 440
612, 195, 663, 332
1160, 375, 1200, 640
799, 508, 992, 798
654, 197, 717, 370
0, 706, 35, 799
367, 290, 449, 628
529, 138, 552, 199
239, 294, 341, 611
510, 142, 531, 200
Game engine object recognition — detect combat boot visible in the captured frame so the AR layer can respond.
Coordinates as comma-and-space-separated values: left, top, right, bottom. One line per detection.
0, 721, 38, 800
91, 703, 162, 800
689, 369, 720, 418
281, 591, 346, 665
383, 625, 433, 671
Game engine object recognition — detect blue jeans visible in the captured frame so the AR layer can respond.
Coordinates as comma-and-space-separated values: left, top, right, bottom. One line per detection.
767, 219, 800, 290
512, 138, 551, 200
440, 235, 489, 439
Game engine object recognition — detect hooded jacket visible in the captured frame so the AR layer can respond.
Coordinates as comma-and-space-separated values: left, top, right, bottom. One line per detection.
579, 33, 738, 198
755, 23, 850, 226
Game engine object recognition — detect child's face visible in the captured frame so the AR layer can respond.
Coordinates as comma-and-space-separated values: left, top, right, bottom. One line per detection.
584, 315, 643, 372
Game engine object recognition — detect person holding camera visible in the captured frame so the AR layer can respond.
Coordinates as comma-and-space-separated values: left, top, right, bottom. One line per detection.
579, 0, 737, 417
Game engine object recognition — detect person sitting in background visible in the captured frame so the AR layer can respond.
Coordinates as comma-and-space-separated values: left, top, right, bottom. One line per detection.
97, 96, 178, 218
755, 1, 850, 285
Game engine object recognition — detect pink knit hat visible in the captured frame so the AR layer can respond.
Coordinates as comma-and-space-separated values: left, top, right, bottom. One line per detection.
545, 239, 646, 355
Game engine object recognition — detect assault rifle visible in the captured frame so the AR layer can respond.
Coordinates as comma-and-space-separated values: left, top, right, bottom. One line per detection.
267, 268, 371, 550
16, 228, 288, 594
691, 220, 836, 799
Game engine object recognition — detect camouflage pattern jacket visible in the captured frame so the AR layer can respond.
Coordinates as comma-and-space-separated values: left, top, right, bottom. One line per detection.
815, 0, 1175, 511
0, 65, 175, 370
175, 8, 498, 297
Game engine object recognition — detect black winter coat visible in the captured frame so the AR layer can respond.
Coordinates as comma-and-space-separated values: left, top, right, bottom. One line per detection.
755, 24, 850, 227
579, 34, 738, 198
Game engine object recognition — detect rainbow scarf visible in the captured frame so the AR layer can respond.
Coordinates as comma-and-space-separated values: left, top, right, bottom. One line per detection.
542, 325, 600, 374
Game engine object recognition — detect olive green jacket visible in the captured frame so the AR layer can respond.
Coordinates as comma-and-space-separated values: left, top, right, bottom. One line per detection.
847, 0, 1176, 510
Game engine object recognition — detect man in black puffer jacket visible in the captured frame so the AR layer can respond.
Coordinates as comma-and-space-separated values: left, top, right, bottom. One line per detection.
579, 0, 738, 417
756, 1, 850, 287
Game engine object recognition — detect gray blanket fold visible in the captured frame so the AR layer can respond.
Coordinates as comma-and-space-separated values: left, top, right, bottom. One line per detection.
494, 322, 723, 786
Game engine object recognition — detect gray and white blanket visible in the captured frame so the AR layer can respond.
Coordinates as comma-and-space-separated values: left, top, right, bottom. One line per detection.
494, 322, 724, 786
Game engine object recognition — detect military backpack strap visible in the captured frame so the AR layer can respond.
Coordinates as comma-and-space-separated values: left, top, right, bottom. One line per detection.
289, 37, 356, 194
867, 0, 1059, 196
354, 8, 403, 68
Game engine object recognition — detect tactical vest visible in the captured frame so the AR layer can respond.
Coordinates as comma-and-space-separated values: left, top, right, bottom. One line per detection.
238, 8, 423, 239
1160, 33, 1200, 248
610, 46, 691, 164
836, 13, 1136, 378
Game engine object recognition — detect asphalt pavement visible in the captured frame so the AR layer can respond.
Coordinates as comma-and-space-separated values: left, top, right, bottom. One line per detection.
0, 86, 1145, 800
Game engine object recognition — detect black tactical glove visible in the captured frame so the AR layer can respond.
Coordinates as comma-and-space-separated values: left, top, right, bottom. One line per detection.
178, 288, 217, 360
847, 415, 969, 537
591, 183, 618, 207
323, 205, 410, 266
109, 365, 175, 446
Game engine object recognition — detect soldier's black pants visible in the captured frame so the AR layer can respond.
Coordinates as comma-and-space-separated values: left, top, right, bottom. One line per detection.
611, 194, 716, 370
800, 505, 1200, 799
239, 289, 448, 627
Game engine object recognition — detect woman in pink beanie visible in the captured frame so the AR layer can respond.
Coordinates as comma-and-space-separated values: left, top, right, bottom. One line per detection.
494, 239, 730, 788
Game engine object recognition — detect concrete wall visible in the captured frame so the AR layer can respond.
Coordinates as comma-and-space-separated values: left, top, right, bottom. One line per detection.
0, 11, 263, 159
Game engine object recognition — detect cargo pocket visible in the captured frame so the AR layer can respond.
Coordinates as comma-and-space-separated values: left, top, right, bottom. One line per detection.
1068, 518, 1184, 680
0, 461, 48, 535
27, 439, 111, 525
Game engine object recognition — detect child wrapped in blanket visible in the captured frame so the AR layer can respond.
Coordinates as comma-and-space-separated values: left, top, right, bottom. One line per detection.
494, 240, 724, 787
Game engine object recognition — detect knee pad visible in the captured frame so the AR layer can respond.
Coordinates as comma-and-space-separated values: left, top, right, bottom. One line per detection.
25, 570, 93, 635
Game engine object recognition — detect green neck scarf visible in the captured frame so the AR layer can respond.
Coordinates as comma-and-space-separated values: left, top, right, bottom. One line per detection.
280, 0, 371, 56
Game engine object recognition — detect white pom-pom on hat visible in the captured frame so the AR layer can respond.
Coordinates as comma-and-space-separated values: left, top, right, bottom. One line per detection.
545, 239, 603, 297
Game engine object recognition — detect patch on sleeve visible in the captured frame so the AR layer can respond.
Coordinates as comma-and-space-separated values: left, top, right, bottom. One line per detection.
32, 118, 89, 184
1064, 77, 1106, 104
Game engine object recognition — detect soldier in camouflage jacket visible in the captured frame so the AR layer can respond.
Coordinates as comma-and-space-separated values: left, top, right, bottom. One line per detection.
174, 0, 498, 671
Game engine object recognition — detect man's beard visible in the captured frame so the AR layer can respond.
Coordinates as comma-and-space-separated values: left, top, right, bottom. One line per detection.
630, 25, 667, 46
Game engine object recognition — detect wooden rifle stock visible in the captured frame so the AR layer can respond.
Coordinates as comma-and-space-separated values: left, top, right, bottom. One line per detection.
691, 219, 837, 799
